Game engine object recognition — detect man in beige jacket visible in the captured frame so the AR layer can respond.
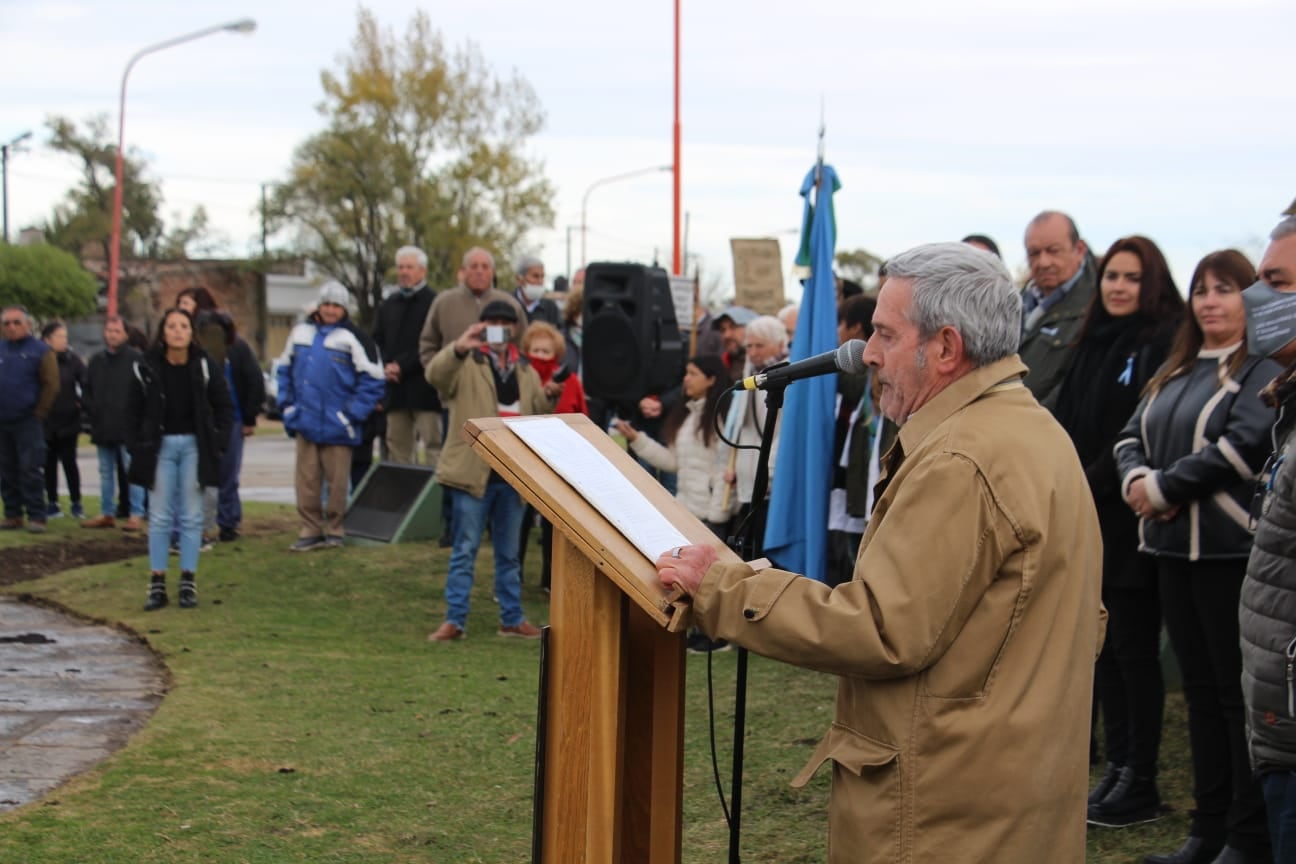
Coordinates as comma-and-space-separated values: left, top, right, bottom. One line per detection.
660, 242, 1104, 862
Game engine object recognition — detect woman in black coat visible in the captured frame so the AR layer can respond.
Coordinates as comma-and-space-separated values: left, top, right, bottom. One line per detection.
128, 308, 232, 611
40, 322, 87, 519
1054, 235, 1185, 828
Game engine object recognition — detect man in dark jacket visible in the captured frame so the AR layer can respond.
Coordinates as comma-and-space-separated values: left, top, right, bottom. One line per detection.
82, 316, 146, 529
216, 319, 266, 542
1018, 210, 1097, 413
0, 305, 58, 532
373, 245, 441, 466
278, 283, 385, 551
1240, 215, 1296, 864
512, 255, 561, 327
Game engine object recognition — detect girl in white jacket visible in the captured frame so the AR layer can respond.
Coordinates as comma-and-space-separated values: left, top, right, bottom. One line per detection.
615, 354, 735, 534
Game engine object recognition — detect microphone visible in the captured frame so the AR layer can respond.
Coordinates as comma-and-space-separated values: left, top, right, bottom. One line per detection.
740, 339, 868, 391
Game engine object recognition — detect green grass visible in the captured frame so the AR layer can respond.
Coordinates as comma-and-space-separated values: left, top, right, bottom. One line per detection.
0, 505, 1200, 862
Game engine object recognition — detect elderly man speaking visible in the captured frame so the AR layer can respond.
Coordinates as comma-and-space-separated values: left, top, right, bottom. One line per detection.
659, 243, 1104, 862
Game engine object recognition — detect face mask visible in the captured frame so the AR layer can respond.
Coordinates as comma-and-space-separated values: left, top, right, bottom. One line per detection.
1243, 280, 1296, 358
521, 282, 545, 302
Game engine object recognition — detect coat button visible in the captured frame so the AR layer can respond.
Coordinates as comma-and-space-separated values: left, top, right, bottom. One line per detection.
743, 608, 756, 619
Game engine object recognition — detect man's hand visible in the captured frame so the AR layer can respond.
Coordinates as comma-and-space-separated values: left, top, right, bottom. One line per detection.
454, 322, 487, 355
655, 544, 718, 596
242, 425, 255, 438
638, 396, 662, 419
384, 361, 401, 382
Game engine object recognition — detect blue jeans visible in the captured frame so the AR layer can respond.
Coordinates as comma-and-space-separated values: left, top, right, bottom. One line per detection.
217, 423, 245, 531
148, 435, 203, 573
445, 478, 525, 629
96, 445, 145, 518
0, 416, 47, 520
1264, 770, 1296, 863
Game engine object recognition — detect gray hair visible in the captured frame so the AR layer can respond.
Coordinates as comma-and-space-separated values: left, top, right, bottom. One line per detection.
1025, 210, 1080, 246
1271, 216, 1296, 242
745, 315, 788, 350
515, 254, 543, 276
462, 247, 495, 270
395, 245, 427, 269
884, 242, 1022, 367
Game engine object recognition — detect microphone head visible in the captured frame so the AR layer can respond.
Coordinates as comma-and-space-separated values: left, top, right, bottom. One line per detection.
835, 339, 869, 374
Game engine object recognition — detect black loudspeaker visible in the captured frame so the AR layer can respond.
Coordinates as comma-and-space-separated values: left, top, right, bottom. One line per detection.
582, 263, 684, 404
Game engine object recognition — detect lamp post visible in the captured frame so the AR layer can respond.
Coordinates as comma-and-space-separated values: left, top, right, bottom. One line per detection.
1, 131, 32, 244
580, 165, 672, 268
107, 18, 257, 316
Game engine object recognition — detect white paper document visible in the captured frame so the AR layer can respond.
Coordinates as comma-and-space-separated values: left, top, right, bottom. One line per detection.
503, 417, 690, 562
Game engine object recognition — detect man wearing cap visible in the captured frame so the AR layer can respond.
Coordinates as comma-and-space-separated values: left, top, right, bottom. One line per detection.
425, 300, 553, 642
418, 247, 525, 369
713, 305, 758, 384
277, 283, 386, 551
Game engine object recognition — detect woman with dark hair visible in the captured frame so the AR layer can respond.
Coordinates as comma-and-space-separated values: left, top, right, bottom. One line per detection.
1117, 250, 1276, 864
174, 287, 264, 543
40, 321, 87, 519
1053, 235, 1185, 829
614, 354, 734, 534
616, 354, 735, 653
128, 308, 232, 610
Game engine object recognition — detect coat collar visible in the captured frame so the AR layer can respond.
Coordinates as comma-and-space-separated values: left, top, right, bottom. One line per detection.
896, 355, 1029, 458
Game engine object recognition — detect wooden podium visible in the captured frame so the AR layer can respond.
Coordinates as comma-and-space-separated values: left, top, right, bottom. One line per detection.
464, 414, 741, 864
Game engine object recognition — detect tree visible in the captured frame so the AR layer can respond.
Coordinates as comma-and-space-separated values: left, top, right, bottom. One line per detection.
834, 248, 884, 286
0, 243, 99, 319
42, 115, 211, 265
267, 7, 555, 325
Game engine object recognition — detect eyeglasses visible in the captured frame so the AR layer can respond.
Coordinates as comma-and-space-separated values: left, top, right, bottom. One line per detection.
1, 320, 24, 326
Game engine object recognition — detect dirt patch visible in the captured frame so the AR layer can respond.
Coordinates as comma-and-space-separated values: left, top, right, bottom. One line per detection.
0, 536, 148, 587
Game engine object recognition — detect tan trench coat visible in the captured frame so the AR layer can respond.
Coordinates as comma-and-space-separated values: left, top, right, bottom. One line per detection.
694, 356, 1104, 863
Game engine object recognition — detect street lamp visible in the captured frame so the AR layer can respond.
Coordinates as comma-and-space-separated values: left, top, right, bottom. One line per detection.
580, 164, 672, 268
1, 131, 33, 244
107, 17, 257, 316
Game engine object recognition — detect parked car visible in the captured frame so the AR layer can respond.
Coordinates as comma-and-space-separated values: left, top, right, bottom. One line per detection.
263, 359, 284, 420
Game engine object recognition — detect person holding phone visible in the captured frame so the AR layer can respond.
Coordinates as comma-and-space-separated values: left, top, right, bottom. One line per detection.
424, 301, 555, 642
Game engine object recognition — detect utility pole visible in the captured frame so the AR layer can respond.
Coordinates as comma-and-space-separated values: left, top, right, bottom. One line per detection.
1, 131, 33, 244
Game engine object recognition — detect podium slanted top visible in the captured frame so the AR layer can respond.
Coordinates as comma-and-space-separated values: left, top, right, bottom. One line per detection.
462, 413, 739, 628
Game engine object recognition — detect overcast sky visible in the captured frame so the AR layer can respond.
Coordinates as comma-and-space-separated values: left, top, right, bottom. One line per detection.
2, 0, 1292, 300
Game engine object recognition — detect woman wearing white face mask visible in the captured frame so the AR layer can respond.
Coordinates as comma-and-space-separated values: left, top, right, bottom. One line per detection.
513, 255, 562, 327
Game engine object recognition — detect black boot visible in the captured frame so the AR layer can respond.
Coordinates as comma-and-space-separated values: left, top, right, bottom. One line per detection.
1087, 766, 1162, 827
1088, 762, 1122, 806
1145, 836, 1225, 864
178, 572, 197, 609
144, 574, 168, 611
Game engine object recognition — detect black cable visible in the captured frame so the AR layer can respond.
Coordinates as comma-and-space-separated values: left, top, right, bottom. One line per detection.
705, 646, 732, 827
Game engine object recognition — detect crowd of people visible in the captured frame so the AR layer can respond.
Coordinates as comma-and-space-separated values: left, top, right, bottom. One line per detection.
4, 207, 1296, 862
653, 214, 1296, 864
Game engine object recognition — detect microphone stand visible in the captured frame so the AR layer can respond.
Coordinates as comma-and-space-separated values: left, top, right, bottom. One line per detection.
724, 379, 785, 864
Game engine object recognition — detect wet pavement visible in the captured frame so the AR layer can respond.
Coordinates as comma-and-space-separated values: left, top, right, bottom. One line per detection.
1, 434, 296, 813
0, 597, 165, 812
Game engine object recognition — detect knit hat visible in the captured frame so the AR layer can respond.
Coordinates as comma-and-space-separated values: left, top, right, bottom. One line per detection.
479, 300, 519, 323
318, 282, 349, 307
